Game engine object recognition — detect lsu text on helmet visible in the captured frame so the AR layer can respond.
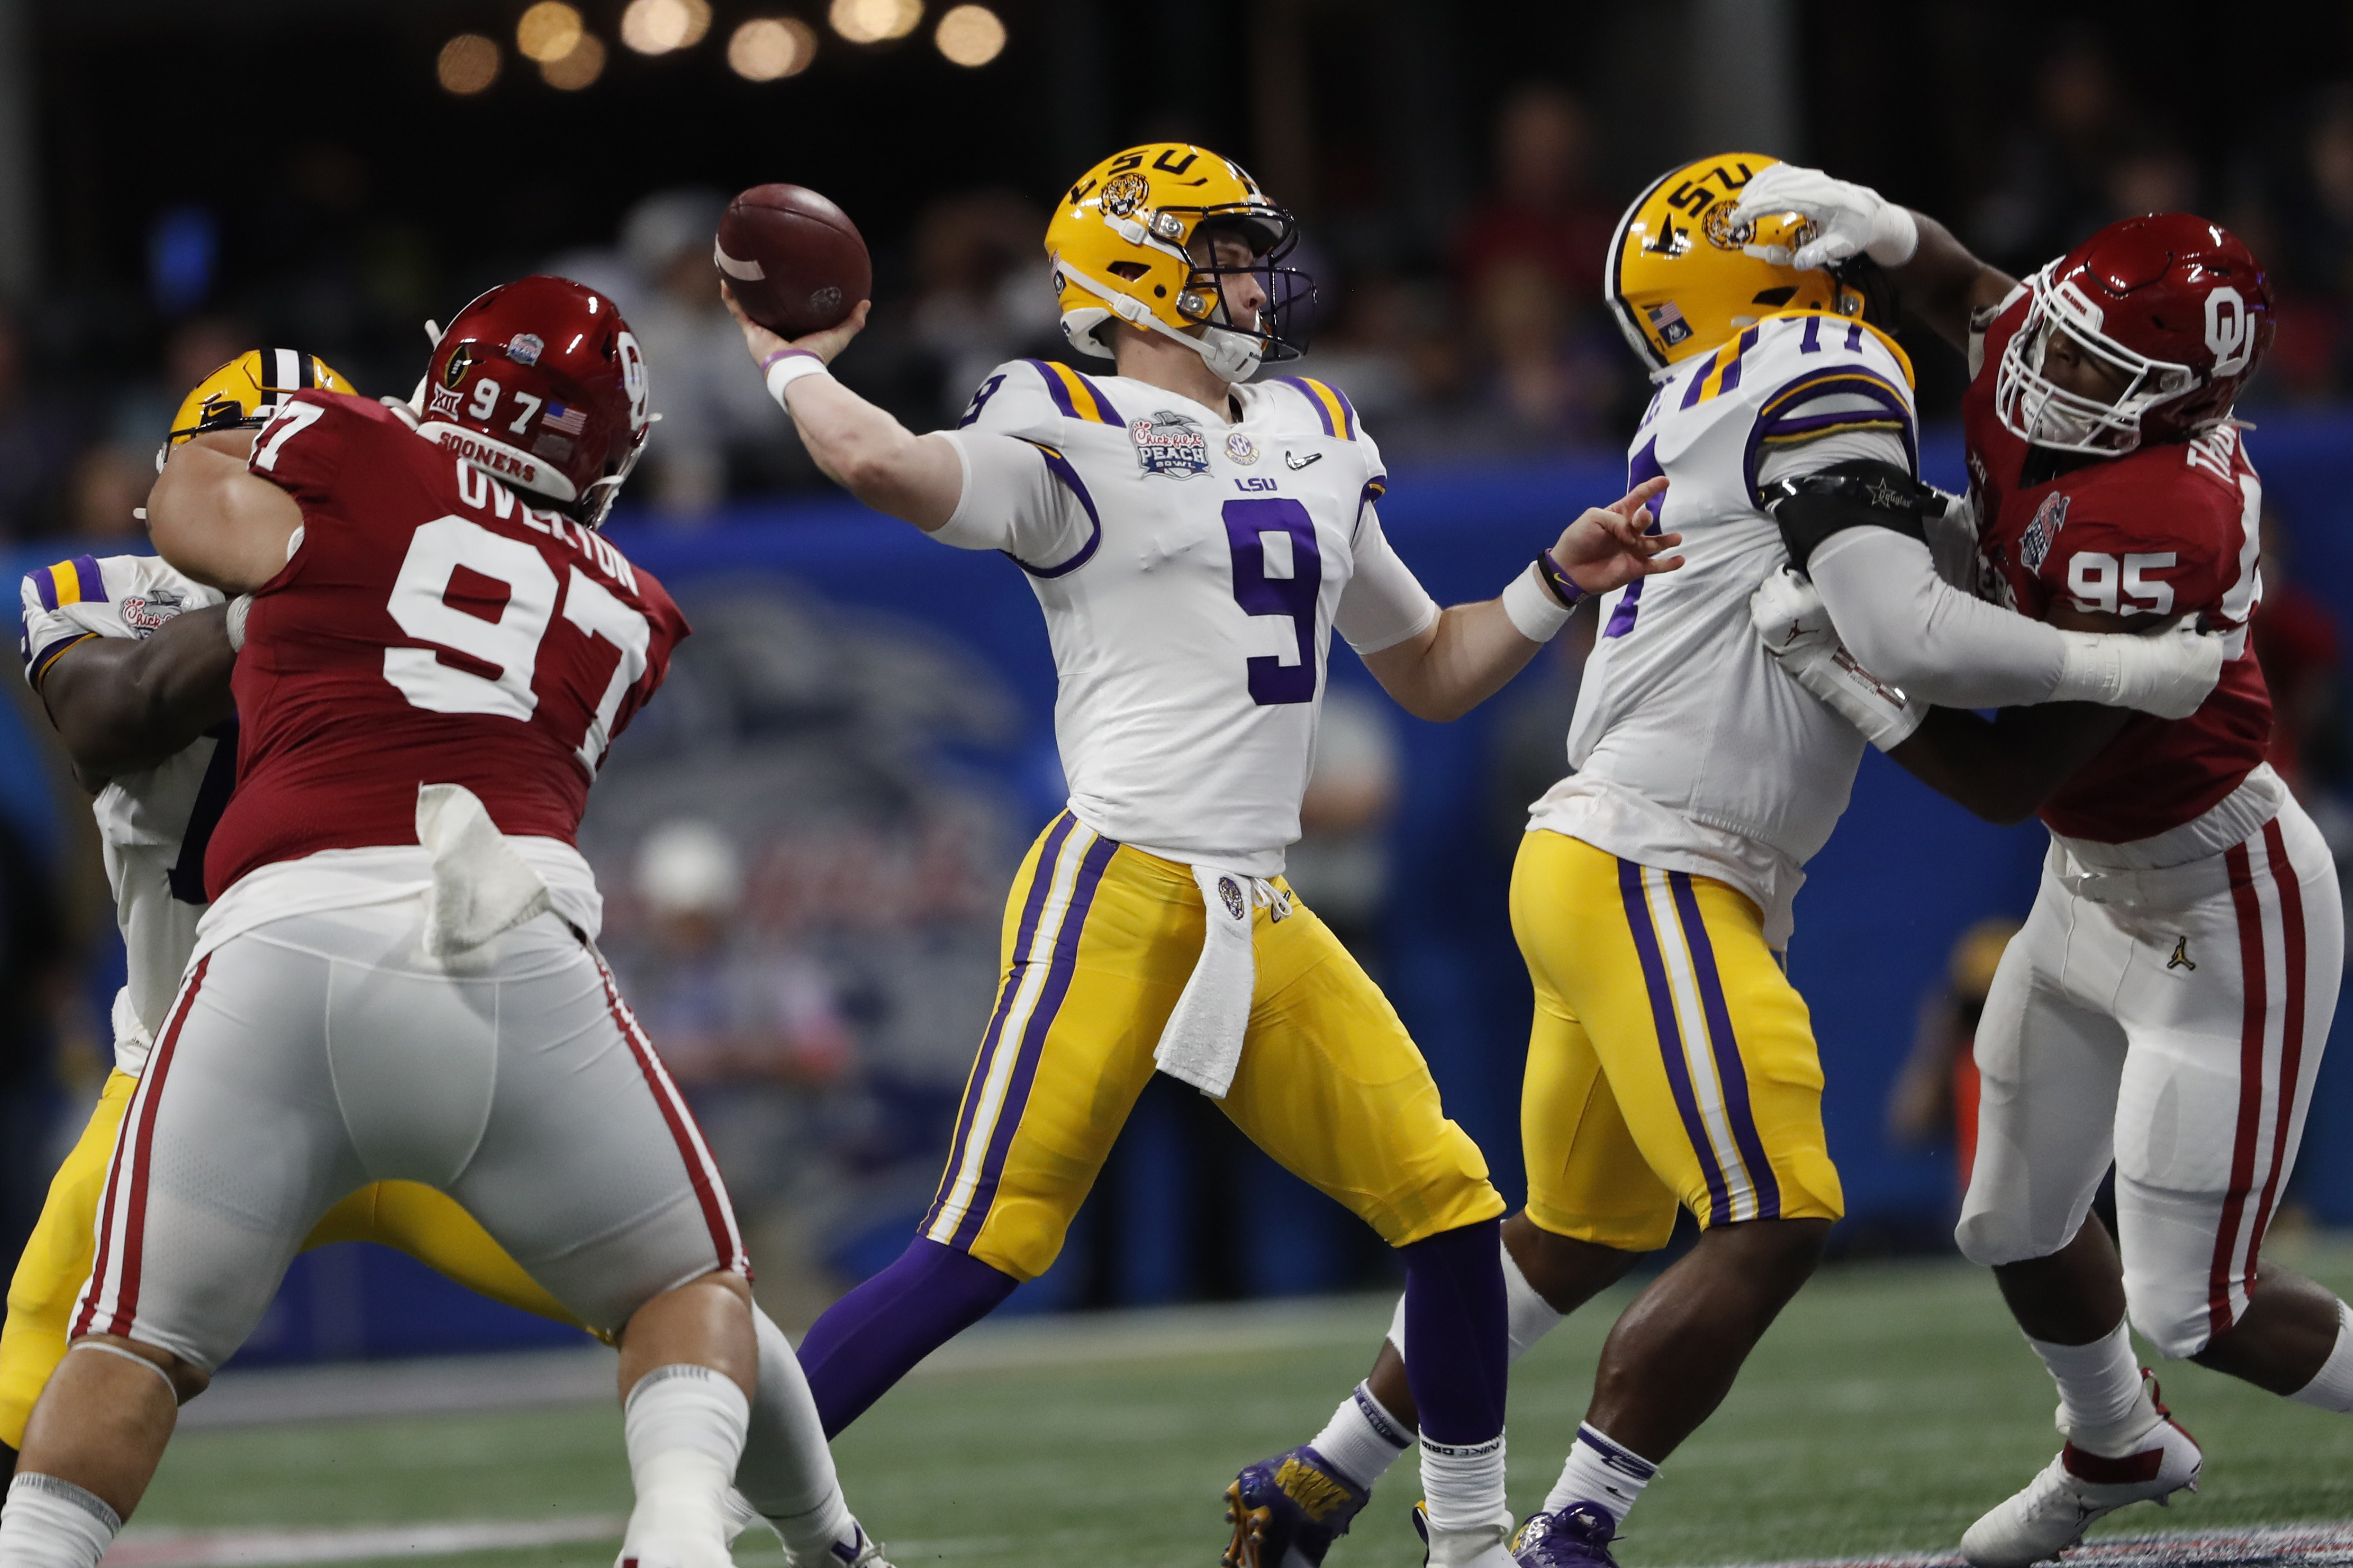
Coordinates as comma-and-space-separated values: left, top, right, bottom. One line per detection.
160, 348, 356, 472
1046, 143, 1313, 384
1995, 213, 2274, 456
1607, 153, 1867, 380
419, 275, 651, 527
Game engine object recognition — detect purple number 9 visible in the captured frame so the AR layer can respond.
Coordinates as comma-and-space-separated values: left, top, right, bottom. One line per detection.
1223, 497, 1322, 706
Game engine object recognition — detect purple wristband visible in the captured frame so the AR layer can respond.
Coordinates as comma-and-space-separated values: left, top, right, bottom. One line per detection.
762, 347, 821, 373
1536, 548, 1585, 609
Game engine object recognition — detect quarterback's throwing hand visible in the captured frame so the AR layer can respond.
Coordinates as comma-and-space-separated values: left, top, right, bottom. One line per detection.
1550, 476, 1680, 596
723, 282, 870, 369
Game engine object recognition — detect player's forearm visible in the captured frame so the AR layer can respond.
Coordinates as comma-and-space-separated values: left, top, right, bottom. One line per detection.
1809, 530, 2069, 708
776, 376, 961, 530
1887, 212, 2017, 357
1884, 702, 2125, 824
39, 607, 236, 780
1365, 600, 1541, 723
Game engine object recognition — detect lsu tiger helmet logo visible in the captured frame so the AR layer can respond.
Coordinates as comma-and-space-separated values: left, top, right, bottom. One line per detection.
1606, 153, 1867, 380
1045, 143, 1314, 384
159, 348, 356, 471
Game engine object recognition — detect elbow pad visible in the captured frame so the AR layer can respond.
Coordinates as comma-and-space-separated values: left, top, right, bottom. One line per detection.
1759, 459, 1945, 573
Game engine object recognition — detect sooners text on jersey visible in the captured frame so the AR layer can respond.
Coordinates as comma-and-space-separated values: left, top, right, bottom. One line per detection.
205, 391, 687, 897
1966, 295, 2270, 843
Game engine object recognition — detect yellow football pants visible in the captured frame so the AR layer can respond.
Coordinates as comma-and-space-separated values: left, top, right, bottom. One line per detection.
1514, 831, 1844, 1252
1, 1069, 594, 1448
920, 812, 1503, 1281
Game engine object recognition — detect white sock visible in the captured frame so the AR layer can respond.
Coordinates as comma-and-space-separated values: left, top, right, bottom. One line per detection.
1383, 1235, 1565, 1367
1417, 1433, 1508, 1541
0, 1475, 122, 1568
2291, 1298, 2353, 1413
622, 1364, 752, 1557
2028, 1320, 2145, 1443
735, 1308, 857, 1557
1542, 1424, 1657, 1524
1307, 1381, 1414, 1488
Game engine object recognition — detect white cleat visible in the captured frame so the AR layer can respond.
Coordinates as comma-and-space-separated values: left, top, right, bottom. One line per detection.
1960, 1377, 2202, 1568
789, 1519, 893, 1568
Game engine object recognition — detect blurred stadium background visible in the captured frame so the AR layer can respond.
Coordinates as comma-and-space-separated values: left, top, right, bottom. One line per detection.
6, 3, 2353, 1543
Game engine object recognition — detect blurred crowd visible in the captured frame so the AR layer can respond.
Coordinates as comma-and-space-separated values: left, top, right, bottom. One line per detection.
4, 41, 2353, 541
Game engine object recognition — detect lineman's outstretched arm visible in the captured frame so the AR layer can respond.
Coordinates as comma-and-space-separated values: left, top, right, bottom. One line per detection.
722, 289, 963, 529
1730, 164, 2017, 357
146, 432, 303, 595
1363, 478, 1675, 723
1883, 702, 2130, 825
36, 608, 235, 784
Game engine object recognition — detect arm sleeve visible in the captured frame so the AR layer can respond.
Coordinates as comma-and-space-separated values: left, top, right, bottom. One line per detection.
1335, 504, 1440, 655
931, 430, 1097, 573
1808, 527, 2070, 707
1762, 427, 2071, 708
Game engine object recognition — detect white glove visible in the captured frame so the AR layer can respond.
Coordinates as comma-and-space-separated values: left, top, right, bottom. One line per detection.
1750, 567, 1925, 751
1732, 163, 1920, 271
2051, 618, 2225, 720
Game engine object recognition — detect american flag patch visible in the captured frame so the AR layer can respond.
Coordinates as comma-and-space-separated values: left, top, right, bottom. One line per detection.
544, 402, 589, 435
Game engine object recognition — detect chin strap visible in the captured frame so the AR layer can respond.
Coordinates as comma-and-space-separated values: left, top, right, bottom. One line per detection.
1060, 259, 1266, 385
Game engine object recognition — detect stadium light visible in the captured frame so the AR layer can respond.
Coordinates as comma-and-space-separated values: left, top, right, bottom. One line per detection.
728, 17, 818, 80
933, 4, 1003, 65
829, 0, 921, 44
516, 1, 585, 63
540, 31, 607, 88
437, 33, 502, 93
620, 0, 713, 55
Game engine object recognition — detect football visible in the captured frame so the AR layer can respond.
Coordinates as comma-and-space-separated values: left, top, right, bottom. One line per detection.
714, 183, 871, 339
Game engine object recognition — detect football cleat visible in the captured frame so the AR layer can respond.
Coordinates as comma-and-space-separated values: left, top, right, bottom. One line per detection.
1508, 1504, 1621, 1568
1960, 1378, 2202, 1567
1410, 1501, 1514, 1568
1223, 1446, 1372, 1568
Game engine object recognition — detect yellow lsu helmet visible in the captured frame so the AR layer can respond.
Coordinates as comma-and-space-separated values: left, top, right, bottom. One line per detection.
1044, 143, 1309, 383
1606, 153, 1866, 380
159, 348, 356, 470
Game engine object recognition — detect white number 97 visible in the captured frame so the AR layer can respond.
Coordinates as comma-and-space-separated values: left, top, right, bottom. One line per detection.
468, 378, 503, 422
384, 516, 558, 719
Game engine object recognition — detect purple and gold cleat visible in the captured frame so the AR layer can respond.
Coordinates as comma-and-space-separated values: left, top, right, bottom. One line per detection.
1223, 1446, 1372, 1568
1510, 1504, 1620, 1568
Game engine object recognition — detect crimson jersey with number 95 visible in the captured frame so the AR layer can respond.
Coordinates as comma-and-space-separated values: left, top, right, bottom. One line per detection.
202, 391, 688, 899
1965, 292, 2272, 844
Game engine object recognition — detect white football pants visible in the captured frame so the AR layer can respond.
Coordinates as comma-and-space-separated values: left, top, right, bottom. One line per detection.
73, 899, 746, 1372
1957, 798, 2342, 1359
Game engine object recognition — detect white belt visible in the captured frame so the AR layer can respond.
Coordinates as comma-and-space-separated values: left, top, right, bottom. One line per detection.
1152, 865, 1292, 1100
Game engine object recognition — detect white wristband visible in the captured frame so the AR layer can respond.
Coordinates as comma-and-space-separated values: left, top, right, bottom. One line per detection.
1868, 202, 1920, 266
763, 350, 832, 407
1501, 561, 1574, 643
224, 594, 252, 653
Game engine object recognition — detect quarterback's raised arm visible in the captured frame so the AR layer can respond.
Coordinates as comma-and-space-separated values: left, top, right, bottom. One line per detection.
147, 431, 305, 595
1359, 478, 1676, 723
1731, 164, 2016, 358
725, 288, 965, 529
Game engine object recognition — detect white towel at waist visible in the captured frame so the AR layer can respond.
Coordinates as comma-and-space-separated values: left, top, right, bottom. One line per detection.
416, 782, 553, 962
1152, 864, 1292, 1099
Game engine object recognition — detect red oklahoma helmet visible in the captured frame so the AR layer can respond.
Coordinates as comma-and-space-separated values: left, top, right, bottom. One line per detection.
1995, 213, 2273, 455
419, 275, 651, 525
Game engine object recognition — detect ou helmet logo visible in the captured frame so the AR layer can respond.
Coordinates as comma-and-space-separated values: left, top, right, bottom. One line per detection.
616, 330, 651, 431
2206, 286, 2254, 375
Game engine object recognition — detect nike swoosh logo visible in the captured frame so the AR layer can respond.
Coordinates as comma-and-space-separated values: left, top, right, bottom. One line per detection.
1286, 451, 1322, 470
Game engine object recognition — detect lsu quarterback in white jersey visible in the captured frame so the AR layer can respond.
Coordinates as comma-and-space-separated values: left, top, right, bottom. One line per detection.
723, 142, 1676, 1568
1, 357, 889, 1568
1231, 155, 2227, 1568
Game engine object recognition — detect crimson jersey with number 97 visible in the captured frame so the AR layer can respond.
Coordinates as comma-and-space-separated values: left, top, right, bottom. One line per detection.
203, 391, 687, 899
1966, 290, 2271, 844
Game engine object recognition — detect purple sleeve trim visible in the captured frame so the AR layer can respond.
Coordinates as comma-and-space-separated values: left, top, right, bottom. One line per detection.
1742, 369, 1918, 505
1003, 440, 1103, 579
28, 568, 56, 613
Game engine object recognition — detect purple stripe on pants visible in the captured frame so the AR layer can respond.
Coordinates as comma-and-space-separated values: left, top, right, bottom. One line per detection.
1617, 857, 1732, 1223
921, 812, 1076, 1238
1667, 871, 1781, 1221
948, 829, 1120, 1251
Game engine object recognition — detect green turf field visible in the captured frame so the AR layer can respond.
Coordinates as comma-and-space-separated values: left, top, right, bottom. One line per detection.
122, 1236, 2353, 1568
